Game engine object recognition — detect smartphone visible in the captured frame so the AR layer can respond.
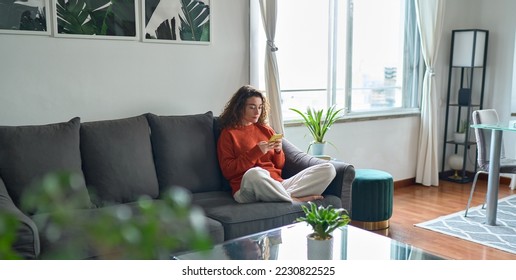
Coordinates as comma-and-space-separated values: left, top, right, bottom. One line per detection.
269, 134, 283, 142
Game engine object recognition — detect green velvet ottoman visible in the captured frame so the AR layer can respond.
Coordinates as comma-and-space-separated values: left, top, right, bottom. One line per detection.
351, 169, 393, 230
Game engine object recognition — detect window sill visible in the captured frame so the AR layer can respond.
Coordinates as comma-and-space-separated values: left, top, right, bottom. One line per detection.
284, 108, 420, 127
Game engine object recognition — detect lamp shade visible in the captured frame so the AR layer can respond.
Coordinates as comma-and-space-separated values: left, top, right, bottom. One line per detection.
452, 29, 487, 67
448, 154, 464, 171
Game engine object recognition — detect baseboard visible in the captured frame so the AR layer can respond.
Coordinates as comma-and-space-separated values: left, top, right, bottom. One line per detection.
394, 175, 512, 188
477, 173, 513, 185
394, 178, 416, 189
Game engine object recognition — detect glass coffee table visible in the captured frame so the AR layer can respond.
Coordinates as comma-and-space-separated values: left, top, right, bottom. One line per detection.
173, 223, 445, 260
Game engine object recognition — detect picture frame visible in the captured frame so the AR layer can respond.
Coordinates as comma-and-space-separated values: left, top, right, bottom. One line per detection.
142, 0, 210, 44
53, 0, 139, 40
0, 0, 51, 35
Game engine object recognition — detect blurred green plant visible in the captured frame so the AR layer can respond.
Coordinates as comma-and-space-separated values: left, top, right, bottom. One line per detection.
0, 212, 22, 260
85, 188, 213, 259
11, 172, 212, 259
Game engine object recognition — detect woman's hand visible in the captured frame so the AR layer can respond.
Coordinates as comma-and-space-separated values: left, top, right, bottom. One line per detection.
258, 139, 282, 154
272, 139, 282, 153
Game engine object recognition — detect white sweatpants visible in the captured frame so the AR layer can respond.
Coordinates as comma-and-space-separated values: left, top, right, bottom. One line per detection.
234, 162, 336, 203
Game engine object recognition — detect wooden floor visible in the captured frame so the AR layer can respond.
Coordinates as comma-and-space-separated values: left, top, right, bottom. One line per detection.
367, 179, 516, 260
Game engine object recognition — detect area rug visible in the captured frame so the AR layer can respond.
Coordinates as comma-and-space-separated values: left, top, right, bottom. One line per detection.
415, 194, 516, 255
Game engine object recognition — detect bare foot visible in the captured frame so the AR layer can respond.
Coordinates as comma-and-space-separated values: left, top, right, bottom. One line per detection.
292, 195, 324, 202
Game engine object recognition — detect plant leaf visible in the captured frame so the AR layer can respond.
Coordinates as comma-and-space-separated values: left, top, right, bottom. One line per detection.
56, 0, 97, 34
296, 202, 350, 240
179, 0, 210, 41
289, 106, 343, 149
56, 0, 136, 36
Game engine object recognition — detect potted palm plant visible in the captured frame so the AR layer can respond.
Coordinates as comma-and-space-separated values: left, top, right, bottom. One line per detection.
289, 105, 343, 155
296, 202, 350, 260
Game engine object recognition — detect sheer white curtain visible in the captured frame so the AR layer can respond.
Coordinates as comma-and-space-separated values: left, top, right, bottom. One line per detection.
414, 0, 445, 186
259, 0, 284, 134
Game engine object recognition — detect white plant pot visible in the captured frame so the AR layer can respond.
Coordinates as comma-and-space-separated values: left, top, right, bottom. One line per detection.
310, 142, 326, 156
306, 233, 333, 260
454, 133, 466, 143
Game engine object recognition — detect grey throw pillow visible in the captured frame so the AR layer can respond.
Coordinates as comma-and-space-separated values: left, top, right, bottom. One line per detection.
0, 117, 91, 212
146, 112, 223, 194
80, 115, 159, 206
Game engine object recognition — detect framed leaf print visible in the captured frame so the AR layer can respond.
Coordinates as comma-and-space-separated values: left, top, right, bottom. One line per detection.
0, 0, 51, 35
142, 0, 210, 44
53, 0, 139, 40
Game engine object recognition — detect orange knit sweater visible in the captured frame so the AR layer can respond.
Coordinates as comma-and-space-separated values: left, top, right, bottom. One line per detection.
217, 123, 285, 195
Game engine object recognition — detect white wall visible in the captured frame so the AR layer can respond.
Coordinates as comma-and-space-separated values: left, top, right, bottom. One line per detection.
476, 0, 516, 118
440, 0, 516, 160
475, 0, 516, 159
1, 0, 515, 183
0, 0, 249, 125
285, 116, 420, 181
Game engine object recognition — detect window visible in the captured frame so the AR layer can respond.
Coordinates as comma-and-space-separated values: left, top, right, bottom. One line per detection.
250, 0, 422, 121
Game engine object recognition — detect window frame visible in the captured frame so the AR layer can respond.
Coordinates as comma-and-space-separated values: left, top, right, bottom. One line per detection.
250, 0, 422, 123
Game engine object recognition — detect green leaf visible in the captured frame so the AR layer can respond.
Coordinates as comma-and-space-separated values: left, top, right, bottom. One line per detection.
296, 202, 350, 240
56, 0, 136, 36
179, 0, 210, 41
289, 105, 343, 151
56, 0, 97, 34
0, 213, 22, 259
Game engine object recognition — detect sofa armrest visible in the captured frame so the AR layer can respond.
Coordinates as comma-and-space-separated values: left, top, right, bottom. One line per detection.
282, 139, 355, 211
0, 178, 40, 259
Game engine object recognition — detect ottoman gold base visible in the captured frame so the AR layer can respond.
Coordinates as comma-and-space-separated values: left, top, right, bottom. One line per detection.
351, 219, 390, 231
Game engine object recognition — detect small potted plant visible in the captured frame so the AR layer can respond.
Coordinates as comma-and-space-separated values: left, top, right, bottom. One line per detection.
453, 119, 468, 143
296, 202, 350, 259
289, 105, 343, 155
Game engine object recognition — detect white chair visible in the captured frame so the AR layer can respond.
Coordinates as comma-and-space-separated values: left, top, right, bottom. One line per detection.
464, 109, 516, 217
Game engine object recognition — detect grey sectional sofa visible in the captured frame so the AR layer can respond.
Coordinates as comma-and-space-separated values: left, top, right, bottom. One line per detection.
0, 112, 355, 259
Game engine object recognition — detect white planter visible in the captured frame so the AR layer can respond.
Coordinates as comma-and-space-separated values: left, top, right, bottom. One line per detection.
306, 233, 333, 260
454, 133, 466, 143
310, 142, 326, 156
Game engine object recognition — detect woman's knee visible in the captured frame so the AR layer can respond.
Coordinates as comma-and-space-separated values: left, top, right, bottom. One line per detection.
242, 167, 268, 183
319, 162, 336, 179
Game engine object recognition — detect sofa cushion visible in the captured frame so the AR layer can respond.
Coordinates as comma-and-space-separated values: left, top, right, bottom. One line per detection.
80, 115, 159, 206
192, 191, 342, 240
146, 112, 223, 194
213, 117, 232, 192
0, 117, 91, 212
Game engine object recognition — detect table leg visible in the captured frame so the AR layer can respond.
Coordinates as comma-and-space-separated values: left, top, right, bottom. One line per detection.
486, 129, 502, 226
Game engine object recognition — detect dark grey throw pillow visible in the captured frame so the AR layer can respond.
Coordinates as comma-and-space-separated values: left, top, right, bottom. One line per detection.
80, 115, 159, 206
146, 112, 223, 194
0, 117, 91, 212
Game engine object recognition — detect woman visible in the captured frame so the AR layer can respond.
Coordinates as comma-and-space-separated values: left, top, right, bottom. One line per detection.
217, 85, 336, 203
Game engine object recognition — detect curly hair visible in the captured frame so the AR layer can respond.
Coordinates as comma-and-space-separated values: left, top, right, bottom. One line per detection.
218, 85, 269, 129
